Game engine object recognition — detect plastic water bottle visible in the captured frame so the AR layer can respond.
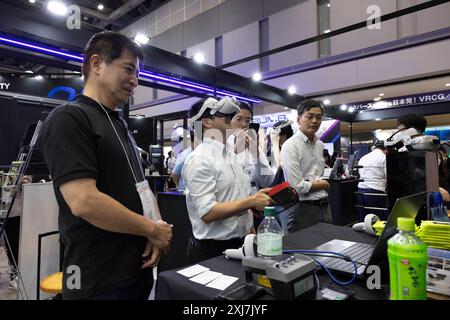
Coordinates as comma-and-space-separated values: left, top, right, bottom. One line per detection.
257, 207, 283, 261
387, 217, 427, 300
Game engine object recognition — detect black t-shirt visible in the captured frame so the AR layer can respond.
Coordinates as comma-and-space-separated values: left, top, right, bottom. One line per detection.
38, 95, 149, 299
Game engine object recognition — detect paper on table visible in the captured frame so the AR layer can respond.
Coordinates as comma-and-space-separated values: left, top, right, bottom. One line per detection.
206, 275, 239, 290
177, 264, 210, 278
189, 270, 223, 285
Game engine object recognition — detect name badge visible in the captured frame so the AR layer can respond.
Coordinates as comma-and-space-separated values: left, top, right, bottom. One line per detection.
136, 180, 158, 220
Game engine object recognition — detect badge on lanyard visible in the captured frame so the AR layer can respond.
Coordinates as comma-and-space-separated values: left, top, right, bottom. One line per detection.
136, 180, 159, 220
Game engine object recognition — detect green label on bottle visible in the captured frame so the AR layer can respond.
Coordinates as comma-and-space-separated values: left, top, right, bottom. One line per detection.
388, 247, 427, 300
257, 232, 282, 257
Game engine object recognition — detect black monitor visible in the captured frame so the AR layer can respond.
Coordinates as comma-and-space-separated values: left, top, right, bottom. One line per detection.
149, 145, 164, 174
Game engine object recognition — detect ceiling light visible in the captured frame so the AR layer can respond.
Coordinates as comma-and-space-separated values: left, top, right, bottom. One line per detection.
323, 29, 331, 34
340, 104, 347, 111
47, 1, 68, 16
284, 107, 289, 110
134, 33, 149, 45
327, 3, 330, 7
34, 75, 43, 80
379, 93, 384, 96
25, 70, 34, 73
287, 85, 296, 95
29, 0, 36, 3
193, 52, 206, 64
97, 3, 104, 10
252, 72, 262, 82
445, 83, 450, 87
323, 99, 330, 105
373, 96, 381, 101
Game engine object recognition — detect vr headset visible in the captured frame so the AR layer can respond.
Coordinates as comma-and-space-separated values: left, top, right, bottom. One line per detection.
272, 120, 293, 134
188, 96, 241, 129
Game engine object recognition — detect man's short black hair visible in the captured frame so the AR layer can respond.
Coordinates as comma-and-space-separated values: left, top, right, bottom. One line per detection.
83, 31, 144, 82
297, 99, 324, 116
237, 101, 253, 117
397, 113, 427, 133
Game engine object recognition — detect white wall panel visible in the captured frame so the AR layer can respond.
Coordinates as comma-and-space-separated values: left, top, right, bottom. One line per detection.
223, 22, 259, 76
269, 0, 317, 70
417, 0, 450, 34
331, 0, 397, 55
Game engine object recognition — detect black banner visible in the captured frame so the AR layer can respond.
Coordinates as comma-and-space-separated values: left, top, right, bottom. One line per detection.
0, 75, 83, 101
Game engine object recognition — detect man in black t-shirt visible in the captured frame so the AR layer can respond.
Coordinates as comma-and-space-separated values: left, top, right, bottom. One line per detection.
38, 31, 172, 300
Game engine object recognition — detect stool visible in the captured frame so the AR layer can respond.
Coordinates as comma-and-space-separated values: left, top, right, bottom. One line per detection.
40, 272, 62, 296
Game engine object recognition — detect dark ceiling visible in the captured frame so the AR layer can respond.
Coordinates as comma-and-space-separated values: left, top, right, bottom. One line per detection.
0, 0, 170, 73
2, 0, 169, 31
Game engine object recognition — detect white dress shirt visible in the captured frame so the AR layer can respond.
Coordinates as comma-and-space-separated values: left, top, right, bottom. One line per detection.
172, 146, 192, 191
280, 130, 327, 200
182, 138, 253, 240
357, 148, 387, 192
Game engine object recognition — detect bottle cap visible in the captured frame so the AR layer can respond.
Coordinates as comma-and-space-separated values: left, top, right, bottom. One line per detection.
263, 207, 276, 217
397, 217, 415, 232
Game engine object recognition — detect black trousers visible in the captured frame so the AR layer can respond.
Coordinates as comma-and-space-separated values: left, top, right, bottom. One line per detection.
187, 237, 244, 265
85, 268, 154, 300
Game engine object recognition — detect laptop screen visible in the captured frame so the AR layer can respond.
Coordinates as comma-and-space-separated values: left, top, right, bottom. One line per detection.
367, 191, 427, 267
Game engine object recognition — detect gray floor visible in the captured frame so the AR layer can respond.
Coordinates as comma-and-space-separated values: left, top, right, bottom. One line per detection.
0, 246, 17, 300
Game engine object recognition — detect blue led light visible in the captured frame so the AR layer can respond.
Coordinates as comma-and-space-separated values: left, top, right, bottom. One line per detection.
0, 35, 261, 104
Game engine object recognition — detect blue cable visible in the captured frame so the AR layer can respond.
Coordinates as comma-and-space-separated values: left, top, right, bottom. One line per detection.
283, 249, 358, 286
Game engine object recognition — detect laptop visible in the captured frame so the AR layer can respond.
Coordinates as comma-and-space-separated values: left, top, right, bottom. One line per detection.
313, 192, 427, 277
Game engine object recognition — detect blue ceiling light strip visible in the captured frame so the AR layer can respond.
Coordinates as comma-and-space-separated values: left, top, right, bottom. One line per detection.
0, 34, 261, 104
0, 35, 84, 62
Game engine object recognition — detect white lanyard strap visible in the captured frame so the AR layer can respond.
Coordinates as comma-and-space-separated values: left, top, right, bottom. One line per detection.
97, 102, 138, 184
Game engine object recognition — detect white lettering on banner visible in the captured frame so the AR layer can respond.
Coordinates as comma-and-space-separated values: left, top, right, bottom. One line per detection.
420, 94, 446, 103
253, 114, 288, 127
0, 83, 11, 90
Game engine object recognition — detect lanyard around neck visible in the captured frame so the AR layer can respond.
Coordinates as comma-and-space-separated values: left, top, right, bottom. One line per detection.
96, 101, 139, 184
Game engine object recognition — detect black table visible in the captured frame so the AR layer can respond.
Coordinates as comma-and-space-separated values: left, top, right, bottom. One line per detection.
155, 223, 389, 300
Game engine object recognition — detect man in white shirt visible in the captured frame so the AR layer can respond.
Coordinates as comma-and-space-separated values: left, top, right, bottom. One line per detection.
172, 132, 196, 192
280, 99, 331, 231
357, 143, 388, 221
182, 97, 274, 264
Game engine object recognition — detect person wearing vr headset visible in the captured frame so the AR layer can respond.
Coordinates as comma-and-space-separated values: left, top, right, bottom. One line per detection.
182, 97, 275, 264
396, 113, 450, 202
356, 141, 388, 221
280, 99, 332, 231
268, 119, 295, 235
269, 119, 294, 174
